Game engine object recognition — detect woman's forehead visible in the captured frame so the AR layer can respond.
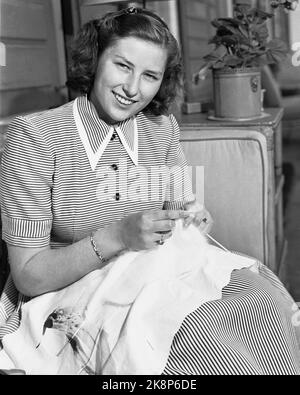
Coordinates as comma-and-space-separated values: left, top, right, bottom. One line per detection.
105, 36, 168, 71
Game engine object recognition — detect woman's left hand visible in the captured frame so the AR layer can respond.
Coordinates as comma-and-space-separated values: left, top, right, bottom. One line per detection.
183, 201, 213, 235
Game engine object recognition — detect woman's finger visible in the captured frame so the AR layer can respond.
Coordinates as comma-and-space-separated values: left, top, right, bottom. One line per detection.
183, 213, 195, 228
151, 209, 190, 221
152, 219, 176, 233
183, 208, 214, 232
197, 215, 213, 234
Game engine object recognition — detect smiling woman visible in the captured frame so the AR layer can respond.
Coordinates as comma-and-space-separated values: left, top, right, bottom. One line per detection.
0, 7, 299, 376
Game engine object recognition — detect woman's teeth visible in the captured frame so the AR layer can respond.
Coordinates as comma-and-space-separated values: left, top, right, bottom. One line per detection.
114, 93, 135, 105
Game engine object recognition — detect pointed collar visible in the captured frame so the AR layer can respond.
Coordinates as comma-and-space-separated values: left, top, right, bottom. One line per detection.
73, 95, 138, 170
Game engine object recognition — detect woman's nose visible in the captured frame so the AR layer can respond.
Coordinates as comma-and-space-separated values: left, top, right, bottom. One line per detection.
122, 75, 140, 98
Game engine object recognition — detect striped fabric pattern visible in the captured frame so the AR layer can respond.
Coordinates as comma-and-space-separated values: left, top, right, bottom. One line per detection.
0, 96, 194, 249
0, 276, 28, 345
162, 264, 300, 375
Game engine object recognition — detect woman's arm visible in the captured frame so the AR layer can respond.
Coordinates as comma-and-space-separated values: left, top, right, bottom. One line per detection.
7, 221, 124, 297
8, 209, 188, 297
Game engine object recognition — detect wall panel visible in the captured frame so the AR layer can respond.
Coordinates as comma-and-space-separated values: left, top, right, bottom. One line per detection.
0, 45, 51, 90
178, 0, 230, 107
0, 0, 66, 118
0, 0, 47, 40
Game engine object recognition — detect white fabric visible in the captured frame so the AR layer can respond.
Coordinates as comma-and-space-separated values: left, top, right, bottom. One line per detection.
0, 222, 257, 375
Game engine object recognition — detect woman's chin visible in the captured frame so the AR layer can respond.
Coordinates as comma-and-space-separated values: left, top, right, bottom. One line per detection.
108, 108, 136, 123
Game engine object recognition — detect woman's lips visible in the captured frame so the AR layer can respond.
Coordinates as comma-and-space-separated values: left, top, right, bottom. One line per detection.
113, 92, 137, 106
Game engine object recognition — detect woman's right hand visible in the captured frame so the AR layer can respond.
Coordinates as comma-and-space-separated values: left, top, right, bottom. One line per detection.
117, 209, 189, 251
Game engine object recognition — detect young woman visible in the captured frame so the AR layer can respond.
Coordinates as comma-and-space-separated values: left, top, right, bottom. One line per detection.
1, 8, 210, 299
0, 8, 299, 375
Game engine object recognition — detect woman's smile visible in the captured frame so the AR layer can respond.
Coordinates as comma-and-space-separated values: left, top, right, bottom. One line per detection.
113, 92, 137, 106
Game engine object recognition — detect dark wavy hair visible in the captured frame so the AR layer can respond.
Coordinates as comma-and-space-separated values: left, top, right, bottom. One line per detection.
66, 7, 183, 115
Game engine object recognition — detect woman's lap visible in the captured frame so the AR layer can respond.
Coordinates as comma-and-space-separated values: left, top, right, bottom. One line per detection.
162, 267, 300, 375
1, 264, 300, 374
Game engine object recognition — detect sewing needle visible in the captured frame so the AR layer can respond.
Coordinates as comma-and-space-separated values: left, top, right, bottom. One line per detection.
206, 234, 230, 252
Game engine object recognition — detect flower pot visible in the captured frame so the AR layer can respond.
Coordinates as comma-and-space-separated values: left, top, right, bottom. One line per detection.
213, 68, 262, 120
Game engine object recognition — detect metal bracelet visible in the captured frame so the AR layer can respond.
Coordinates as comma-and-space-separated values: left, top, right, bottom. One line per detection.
90, 232, 106, 263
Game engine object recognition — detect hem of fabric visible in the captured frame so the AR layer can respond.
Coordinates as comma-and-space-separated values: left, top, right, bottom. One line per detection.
2, 232, 50, 248
1, 214, 52, 246
163, 195, 196, 210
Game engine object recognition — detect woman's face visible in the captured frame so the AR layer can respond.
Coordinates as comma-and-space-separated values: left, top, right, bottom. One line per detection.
90, 37, 168, 124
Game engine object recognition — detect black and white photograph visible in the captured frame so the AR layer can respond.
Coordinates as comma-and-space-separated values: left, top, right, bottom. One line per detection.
0, 0, 300, 377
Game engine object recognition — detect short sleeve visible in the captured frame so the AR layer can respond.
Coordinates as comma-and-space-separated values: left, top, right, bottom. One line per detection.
163, 114, 195, 210
0, 116, 54, 247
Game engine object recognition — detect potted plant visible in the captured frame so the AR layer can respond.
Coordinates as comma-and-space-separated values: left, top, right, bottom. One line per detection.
193, 0, 299, 120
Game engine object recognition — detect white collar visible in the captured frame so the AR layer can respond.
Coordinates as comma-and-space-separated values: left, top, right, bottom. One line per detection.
73, 96, 138, 171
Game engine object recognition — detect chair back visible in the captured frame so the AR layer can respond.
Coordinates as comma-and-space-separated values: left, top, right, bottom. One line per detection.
180, 128, 269, 266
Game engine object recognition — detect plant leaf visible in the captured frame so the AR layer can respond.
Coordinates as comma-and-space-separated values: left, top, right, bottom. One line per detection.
214, 17, 245, 27
202, 45, 228, 61
266, 39, 288, 63
234, 3, 252, 17
253, 8, 274, 20
238, 25, 249, 38
252, 23, 269, 41
192, 64, 211, 84
223, 55, 243, 67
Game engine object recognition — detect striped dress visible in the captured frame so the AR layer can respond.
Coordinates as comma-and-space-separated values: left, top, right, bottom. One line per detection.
0, 96, 300, 374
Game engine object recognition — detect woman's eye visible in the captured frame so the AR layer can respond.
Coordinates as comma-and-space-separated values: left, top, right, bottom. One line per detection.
118, 63, 130, 70
144, 74, 158, 81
